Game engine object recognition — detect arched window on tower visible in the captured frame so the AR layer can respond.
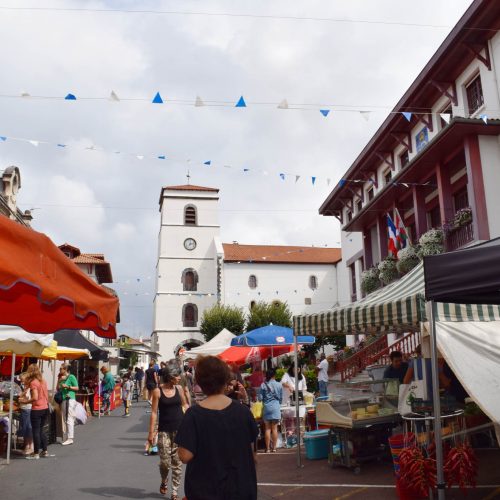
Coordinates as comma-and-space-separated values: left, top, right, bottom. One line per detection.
182, 268, 198, 291
309, 275, 318, 290
183, 303, 198, 327
248, 275, 257, 289
184, 205, 197, 225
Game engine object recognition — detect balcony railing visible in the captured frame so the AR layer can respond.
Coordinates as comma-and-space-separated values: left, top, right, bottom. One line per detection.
368, 330, 421, 366
445, 220, 474, 252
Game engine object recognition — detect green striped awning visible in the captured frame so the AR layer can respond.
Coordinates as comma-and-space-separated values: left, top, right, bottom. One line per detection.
293, 262, 500, 337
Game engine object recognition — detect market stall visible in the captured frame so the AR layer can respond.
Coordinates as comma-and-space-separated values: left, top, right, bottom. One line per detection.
183, 328, 235, 358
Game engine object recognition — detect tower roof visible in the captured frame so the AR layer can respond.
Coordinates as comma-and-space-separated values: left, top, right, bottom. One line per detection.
163, 184, 219, 192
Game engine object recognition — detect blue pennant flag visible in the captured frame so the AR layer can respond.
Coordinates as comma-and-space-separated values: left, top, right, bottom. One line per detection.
339, 179, 346, 187
402, 112, 412, 122
320, 109, 330, 117
64, 93, 77, 100
243, 168, 250, 172
312, 176, 316, 185
204, 160, 211, 166
480, 114, 488, 124
235, 96, 246, 108
152, 92, 163, 104
0, 136, 6, 141
158, 155, 166, 160
56, 143, 66, 148
279, 173, 285, 180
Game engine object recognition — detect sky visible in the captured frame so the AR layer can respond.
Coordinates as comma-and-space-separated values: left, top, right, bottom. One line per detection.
0, 0, 473, 337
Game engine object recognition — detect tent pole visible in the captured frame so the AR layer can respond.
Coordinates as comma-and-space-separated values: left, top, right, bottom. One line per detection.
7, 352, 15, 464
429, 300, 445, 500
293, 331, 302, 468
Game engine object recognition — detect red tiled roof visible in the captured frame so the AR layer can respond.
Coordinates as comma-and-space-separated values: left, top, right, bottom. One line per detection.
222, 244, 342, 264
163, 184, 219, 192
73, 255, 109, 265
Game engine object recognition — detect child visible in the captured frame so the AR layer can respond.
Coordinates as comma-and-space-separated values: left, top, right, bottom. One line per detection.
18, 373, 34, 456
121, 374, 133, 417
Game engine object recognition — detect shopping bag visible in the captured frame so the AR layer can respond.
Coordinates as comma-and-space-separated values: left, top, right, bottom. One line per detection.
251, 401, 263, 419
398, 381, 425, 415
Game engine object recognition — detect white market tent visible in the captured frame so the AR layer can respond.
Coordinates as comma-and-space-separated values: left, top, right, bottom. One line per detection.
181, 328, 235, 358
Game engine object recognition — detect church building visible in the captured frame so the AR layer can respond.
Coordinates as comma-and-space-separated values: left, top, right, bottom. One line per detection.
152, 184, 346, 359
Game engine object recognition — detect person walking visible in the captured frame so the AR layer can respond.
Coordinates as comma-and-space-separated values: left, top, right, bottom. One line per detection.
259, 368, 283, 453
316, 353, 329, 398
145, 361, 159, 405
21, 363, 50, 459
100, 366, 116, 415
148, 366, 189, 498
58, 364, 79, 446
175, 356, 259, 500
121, 374, 133, 417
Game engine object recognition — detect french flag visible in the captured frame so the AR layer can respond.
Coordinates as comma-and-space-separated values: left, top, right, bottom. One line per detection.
387, 214, 398, 257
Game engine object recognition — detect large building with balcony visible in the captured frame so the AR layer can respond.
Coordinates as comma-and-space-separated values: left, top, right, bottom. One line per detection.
320, 0, 500, 304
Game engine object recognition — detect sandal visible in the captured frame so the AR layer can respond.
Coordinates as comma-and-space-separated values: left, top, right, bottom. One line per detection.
171, 495, 179, 500
159, 483, 167, 496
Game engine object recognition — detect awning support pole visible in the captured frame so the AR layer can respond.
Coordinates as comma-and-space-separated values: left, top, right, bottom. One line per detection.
293, 330, 302, 468
7, 352, 15, 465
429, 300, 445, 500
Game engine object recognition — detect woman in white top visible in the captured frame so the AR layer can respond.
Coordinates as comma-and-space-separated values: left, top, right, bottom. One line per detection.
281, 366, 307, 405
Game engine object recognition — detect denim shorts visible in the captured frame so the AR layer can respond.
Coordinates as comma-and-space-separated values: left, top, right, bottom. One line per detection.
18, 408, 33, 439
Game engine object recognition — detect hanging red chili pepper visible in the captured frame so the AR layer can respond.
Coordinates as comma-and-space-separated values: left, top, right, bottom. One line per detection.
399, 445, 437, 498
444, 444, 478, 493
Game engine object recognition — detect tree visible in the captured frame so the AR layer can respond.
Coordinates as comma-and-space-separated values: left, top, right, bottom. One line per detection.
200, 303, 245, 342
302, 334, 346, 360
246, 300, 292, 332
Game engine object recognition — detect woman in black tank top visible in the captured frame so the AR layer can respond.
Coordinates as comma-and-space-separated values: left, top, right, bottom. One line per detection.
149, 366, 189, 499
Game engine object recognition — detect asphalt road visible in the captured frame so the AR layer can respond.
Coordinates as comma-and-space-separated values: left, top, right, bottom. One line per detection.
2, 400, 499, 500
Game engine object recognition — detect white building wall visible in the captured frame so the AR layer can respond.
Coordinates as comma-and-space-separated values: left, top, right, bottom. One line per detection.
478, 135, 500, 239
222, 262, 339, 317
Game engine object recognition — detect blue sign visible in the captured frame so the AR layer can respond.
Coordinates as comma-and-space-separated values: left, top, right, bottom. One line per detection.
416, 127, 429, 152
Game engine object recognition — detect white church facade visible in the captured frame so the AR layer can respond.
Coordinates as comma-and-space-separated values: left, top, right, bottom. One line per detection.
151, 184, 347, 359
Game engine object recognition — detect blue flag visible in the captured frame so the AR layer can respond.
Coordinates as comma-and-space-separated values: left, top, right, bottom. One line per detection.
57, 143, 66, 147
235, 96, 246, 108
0, 136, 6, 141
152, 92, 163, 104
339, 179, 346, 187
279, 173, 285, 180
65, 93, 77, 100
312, 176, 316, 185
402, 112, 412, 122
320, 109, 330, 117
204, 160, 211, 166
158, 155, 166, 159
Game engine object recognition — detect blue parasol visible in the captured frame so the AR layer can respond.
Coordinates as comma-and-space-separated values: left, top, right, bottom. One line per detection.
231, 324, 315, 347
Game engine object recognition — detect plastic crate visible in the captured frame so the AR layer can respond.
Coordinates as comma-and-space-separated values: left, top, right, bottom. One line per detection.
303, 429, 330, 460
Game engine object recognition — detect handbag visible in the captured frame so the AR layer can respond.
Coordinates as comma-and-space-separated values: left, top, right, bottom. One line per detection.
251, 401, 263, 419
54, 390, 64, 405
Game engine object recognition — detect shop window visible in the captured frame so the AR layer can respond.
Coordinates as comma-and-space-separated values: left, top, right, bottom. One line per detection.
182, 268, 198, 291
309, 275, 318, 290
400, 150, 410, 168
248, 275, 257, 289
466, 74, 484, 116
184, 205, 197, 225
182, 303, 198, 327
349, 263, 357, 303
249, 301, 256, 309
304, 298, 312, 305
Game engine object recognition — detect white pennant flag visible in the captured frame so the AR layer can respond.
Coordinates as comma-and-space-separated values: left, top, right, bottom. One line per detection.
360, 111, 371, 121
440, 113, 451, 124
29, 140, 39, 147
21, 91, 31, 98
195, 96, 205, 107
295, 175, 300, 183
110, 90, 120, 101
136, 155, 144, 160
277, 99, 289, 109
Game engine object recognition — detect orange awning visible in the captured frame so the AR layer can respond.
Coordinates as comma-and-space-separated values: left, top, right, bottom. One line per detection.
218, 345, 292, 366
0, 215, 119, 338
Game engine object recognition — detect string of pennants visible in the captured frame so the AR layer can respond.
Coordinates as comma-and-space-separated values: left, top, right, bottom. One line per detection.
4, 91, 493, 124
0, 132, 448, 188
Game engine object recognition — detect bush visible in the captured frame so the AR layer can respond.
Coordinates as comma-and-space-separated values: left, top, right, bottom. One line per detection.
361, 267, 381, 295
378, 257, 399, 285
275, 367, 286, 382
304, 369, 318, 393
200, 304, 245, 342
246, 300, 292, 332
397, 245, 421, 274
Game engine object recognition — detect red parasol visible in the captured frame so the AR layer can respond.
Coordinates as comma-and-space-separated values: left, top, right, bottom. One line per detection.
218, 345, 292, 366
0, 215, 119, 338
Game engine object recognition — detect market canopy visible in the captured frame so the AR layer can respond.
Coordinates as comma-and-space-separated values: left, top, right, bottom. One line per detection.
183, 328, 235, 358
0, 327, 53, 357
231, 325, 315, 346
294, 262, 500, 336
424, 237, 500, 304
0, 215, 119, 338
218, 345, 292, 366
54, 330, 109, 361
42, 343, 90, 360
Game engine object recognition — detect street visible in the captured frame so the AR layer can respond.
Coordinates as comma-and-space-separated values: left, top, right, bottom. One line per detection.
2, 400, 500, 500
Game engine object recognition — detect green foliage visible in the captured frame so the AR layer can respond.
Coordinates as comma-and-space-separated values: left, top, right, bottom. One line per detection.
378, 256, 399, 285
302, 335, 346, 359
200, 303, 245, 342
304, 369, 318, 393
361, 267, 381, 295
275, 367, 286, 382
246, 300, 292, 332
